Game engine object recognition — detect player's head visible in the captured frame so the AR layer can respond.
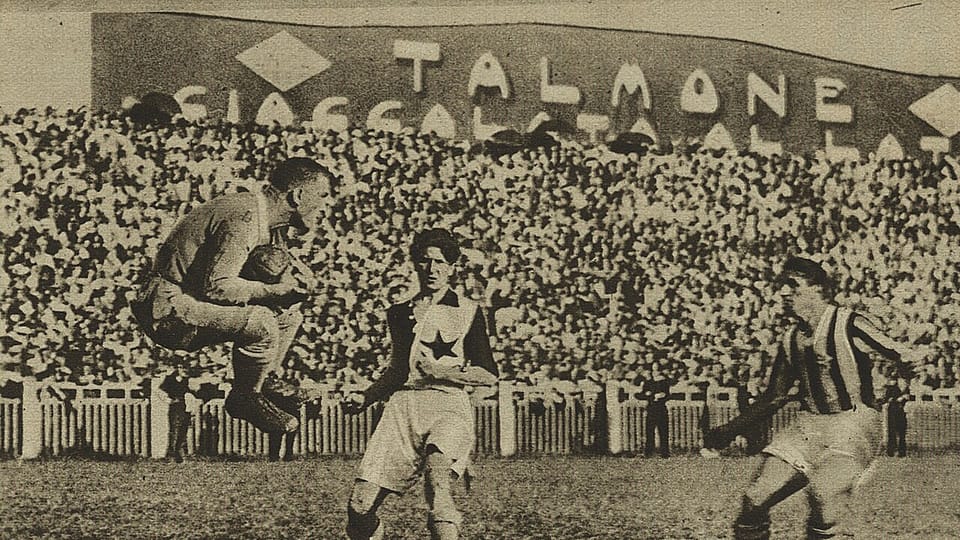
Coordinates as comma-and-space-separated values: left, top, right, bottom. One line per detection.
268, 157, 340, 234
779, 257, 834, 317
410, 228, 461, 295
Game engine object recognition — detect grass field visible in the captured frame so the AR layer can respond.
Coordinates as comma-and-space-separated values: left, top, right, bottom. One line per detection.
2, 454, 960, 539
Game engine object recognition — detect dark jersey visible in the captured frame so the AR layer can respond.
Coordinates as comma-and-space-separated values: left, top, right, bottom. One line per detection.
364, 289, 498, 403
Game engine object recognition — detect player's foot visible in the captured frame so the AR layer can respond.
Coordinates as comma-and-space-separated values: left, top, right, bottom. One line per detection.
225, 391, 299, 433
699, 447, 721, 459
262, 377, 312, 403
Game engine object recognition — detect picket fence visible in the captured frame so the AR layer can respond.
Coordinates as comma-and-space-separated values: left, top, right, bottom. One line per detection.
3, 380, 960, 459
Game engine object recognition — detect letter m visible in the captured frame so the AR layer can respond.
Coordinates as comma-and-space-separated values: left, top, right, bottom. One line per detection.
611, 63, 651, 109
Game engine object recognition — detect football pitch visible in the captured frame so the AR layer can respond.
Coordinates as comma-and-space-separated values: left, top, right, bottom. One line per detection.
2, 454, 959, 539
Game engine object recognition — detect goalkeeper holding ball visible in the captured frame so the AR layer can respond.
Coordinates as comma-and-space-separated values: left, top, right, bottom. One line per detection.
132, 157, 339, 436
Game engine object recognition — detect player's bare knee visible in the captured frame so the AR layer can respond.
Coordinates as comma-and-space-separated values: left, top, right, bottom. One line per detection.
424, 449, 462, 528
277, 306, 304, 329
243, 306, 280, 345
348, 480, 381, 517
347, 481, 383, 540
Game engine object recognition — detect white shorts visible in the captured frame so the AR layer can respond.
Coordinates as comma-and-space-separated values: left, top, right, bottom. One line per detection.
358, 389, 475, 493
764, 406, 882, 477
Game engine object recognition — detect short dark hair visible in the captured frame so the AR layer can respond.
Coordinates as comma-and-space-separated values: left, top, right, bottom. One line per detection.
781, 257, 835, 293
410, 228, 461, 264
268, 157, 339, 193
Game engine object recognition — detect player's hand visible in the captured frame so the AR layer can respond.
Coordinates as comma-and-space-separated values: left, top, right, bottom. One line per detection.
271, 282, 309, 308
701, 427, 724, 451
342, 392, 367, 415
699, 447, 721, 459
418, 359, 457, 380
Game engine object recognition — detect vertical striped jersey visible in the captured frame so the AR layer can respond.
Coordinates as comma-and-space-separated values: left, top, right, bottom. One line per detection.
769, 305, 902, 414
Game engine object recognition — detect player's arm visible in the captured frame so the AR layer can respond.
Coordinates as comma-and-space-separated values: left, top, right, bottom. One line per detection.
158, 373, 177, 396
203, 219, 297, 306
851, 315, 920, 373
703, 341, 796, 450
359, 306, 412, 406
421, 307, 499, 387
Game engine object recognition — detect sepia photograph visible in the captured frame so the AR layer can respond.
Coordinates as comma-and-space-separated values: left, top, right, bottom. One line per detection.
1, 1, 960, 537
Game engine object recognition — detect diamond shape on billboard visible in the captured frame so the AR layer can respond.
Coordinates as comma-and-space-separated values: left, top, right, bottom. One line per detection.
909, 84, 960, 138
236, 31, 330, 92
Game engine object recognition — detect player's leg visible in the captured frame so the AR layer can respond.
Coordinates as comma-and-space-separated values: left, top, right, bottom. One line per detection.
352, 393, 422, 539
260, 306, 310, 426
175, 409, 190, 460
421, 392, 475, 540
806, 453, 862, 539
346, 480, 389, 540
167, 401, 186, 461
268, 432, 282, 461
271, 306, 304, 372
157, 291, 281, 395
886, 413, 897, 457
644, 408, 656, 457
182, 302, 298, 434
140, 283, 298, 434
896, 418, 907, 457
657, 408, 670, 457
424, 446, 462, 540
734, 455, 808, 540
283, 432, 296, 461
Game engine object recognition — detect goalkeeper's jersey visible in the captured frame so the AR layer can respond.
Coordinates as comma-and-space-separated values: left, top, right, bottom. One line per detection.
151, 191, 272, 305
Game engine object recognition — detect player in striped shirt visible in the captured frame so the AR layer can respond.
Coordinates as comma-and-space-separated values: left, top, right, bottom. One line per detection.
702, 257, 919, 539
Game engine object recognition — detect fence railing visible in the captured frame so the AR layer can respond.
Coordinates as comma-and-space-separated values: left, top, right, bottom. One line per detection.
6, 380, 960, 458
0, 397, 21, 456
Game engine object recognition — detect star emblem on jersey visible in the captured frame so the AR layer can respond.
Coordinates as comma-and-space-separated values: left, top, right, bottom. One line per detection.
421, 331, 457, 361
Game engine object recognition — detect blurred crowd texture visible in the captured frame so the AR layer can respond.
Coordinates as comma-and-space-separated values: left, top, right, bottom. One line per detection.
2, 107, 959, 399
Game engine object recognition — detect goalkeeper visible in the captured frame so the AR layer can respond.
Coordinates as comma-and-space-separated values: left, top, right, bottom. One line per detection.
702, 257, 920, 540
132, 158, 339, 435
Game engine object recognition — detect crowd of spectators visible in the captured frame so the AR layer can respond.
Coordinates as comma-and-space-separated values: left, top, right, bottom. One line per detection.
2, 106, 959, 398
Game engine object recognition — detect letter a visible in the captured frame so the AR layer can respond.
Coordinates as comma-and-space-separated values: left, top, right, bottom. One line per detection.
468, 53, 511, 99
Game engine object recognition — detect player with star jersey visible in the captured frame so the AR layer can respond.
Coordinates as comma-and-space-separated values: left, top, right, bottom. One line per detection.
343, 228, 499, 540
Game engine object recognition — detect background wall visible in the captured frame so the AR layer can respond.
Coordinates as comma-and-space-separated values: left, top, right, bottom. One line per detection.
0, 1, 957, 113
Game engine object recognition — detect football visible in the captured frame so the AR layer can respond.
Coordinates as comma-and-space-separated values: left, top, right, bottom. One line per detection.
240, 244, 291, 285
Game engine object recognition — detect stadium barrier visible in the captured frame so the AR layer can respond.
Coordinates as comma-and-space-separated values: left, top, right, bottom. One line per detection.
170, 383, 499, 458
907, 388, 960, 450
21, 381, 151, 459
9, 381, 960, 458
500, 382, 604, 456
606, 382, 801, 455
0, 397, 21, 456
